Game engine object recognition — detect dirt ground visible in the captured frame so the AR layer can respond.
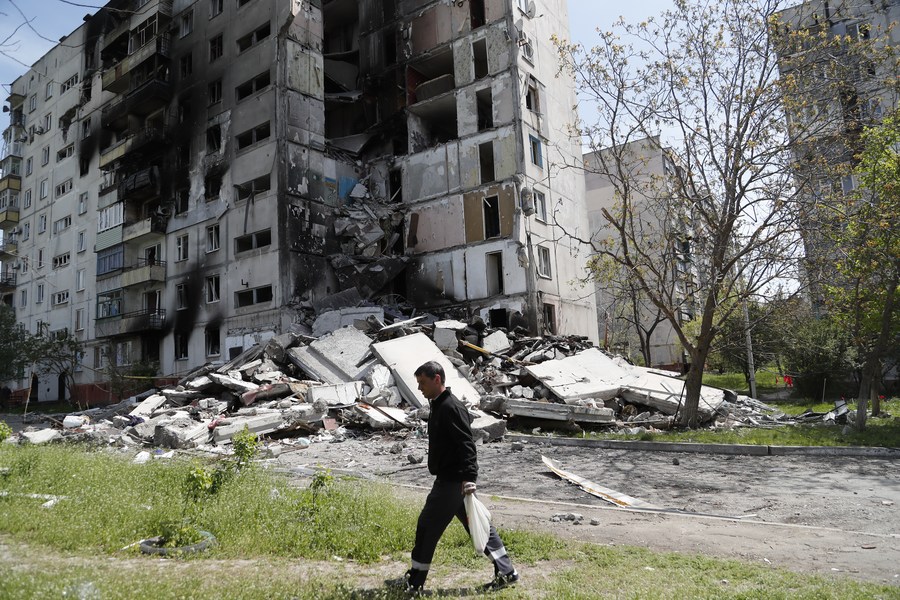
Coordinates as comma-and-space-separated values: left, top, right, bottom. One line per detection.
273, 431, 900, 586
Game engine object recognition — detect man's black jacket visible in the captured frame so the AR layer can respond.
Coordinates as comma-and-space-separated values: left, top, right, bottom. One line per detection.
427, 388, 478, 482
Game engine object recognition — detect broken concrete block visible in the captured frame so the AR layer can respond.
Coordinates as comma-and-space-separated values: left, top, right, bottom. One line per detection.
282, 400, 328, 426
186, 376, 215, 390
478, 394, 507, 413
264, 332, 299, 364
470, 409, 506, 442
212, 413, 284, 444
154, 418, 209, 449
129, 414, 170, 441
21, 429, 62, 445
433, 319, 466, 350
352, 404, 408, 429
366, 364, 394, 389
306, 381, 364, 407
481, 331, 511, 355
160, 388, 204, 401
128, 394, 167, 418
209, 373, 260, 394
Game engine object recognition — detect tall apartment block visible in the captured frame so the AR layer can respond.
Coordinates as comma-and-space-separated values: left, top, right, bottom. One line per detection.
774, 0, 899, 308
0, 0, 597, 402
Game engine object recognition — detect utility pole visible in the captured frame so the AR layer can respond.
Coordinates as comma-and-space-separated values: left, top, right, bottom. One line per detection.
742, 298, 757, 399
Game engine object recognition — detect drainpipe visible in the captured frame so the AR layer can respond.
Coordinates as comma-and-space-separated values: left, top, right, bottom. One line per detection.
508, 12, 541, 336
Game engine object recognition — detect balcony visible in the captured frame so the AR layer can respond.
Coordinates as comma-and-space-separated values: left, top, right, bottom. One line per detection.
95, 307, 166, 338
0, 270, 15, 290
0, 240, 17, 259
99, 127, 165, 169
102, 33, 171, 93
1, 141, 25, 160
118, 166, 159, 201
122, 258, 166, 288
123, 215, 167, 242
0, 205, 19, 227
0, 173, 21, 194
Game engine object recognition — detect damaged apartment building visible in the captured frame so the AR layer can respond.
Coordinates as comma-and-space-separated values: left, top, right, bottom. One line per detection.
0, 0, 597, 402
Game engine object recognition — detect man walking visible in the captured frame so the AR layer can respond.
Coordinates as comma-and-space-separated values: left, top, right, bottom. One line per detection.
390, 360, 518, 594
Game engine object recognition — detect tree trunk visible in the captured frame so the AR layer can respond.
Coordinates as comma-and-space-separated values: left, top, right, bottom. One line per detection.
855, 275, 898, 432
678, 356, 707, 429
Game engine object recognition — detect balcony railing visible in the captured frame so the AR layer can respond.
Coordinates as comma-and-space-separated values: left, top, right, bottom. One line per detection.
101, 33, 171, 93
0, 270, 16, 288
0, 205, 19, 227
0, 240, 17, 257
121, 258, 166, 287
1, 141, 24, 160
95, 307, 166, 338
123, 215, 167, 241
99, 126, 165, 169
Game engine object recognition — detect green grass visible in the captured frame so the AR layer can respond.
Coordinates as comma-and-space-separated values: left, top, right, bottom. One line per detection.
1, 446, 898, 599
701, 370, 780, 394
0, 399, 74, 415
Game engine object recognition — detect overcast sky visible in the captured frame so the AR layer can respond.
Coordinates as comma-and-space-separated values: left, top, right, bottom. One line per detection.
0, 0, 675, 98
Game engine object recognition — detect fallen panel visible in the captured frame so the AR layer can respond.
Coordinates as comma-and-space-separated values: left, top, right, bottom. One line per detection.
371, 332, 482, 409
307, 327, 377, 381
542, 455, 659, 509
524, 348, 625, 402
128, 394, 167, 418
352, 404, 408, 429
505, 399, 614, 424
620, 368, 724, 420
313, 307, 385, 337
212, 413, 284, 444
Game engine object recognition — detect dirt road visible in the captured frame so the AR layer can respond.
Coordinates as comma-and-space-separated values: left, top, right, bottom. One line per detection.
275, 433, 900, 586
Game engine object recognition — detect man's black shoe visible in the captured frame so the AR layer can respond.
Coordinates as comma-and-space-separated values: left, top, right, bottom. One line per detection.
385, 570, 424, 596
480, 569, 519, 592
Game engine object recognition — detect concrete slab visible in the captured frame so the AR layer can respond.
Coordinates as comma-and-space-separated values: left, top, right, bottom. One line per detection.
524, 348, 624, 402
209, 373, 260, 394
308, 327, 376, 380
352, 404, 408, 429
154, 418, 209, 449
371, 332, 482, 409
470, 409, 506, 442
504, 399, 615, 423
306, 381, 364, 407
619, 367, 724, 420
211, 413, 284, 444
128, 394, 167, 418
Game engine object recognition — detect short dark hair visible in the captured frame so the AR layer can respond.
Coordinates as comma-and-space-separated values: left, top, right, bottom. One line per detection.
414, 360, 445, 383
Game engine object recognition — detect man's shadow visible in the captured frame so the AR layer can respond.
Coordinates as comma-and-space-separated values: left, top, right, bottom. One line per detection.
342, 584, 483, 598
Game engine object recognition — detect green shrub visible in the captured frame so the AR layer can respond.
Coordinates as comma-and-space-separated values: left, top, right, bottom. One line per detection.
0, 420, 12, 442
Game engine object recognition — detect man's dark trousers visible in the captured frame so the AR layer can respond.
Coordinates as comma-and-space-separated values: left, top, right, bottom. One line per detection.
410, 479, 514, 576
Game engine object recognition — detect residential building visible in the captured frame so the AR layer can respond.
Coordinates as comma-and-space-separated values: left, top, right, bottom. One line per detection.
1, 0, 597, 402
774, 0, 900, 309
584, 137, 699, 370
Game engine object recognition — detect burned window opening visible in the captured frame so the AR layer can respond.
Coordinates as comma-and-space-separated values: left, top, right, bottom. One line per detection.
235, 228, 271, 253
486, 251, 504, 296
489, 308, 508, 329
470, 0, 486, 28
236, 71, 270, 102
235, 284, 273, 308
476, 88, 493, 131
237, 22, 271, 54
236, 122, 270, 150
236, 174, 271, 202
206, 124, 222, 152
479, 142, 495, 184
473, 39, 489, 80
483, 195, 500, 238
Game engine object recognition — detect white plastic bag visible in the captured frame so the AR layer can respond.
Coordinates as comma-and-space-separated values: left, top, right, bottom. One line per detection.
464, 493, 492, 554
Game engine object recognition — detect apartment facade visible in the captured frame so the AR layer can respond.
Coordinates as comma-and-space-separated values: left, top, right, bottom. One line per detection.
0, 0, 597, 402
584, 138, 699, 370
774, 0, 900, 308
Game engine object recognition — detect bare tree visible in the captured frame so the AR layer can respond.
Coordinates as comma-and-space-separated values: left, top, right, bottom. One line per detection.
553, 0, 874, 426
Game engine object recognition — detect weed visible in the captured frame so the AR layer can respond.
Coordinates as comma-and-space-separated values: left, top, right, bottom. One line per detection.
0, 420, 11, 443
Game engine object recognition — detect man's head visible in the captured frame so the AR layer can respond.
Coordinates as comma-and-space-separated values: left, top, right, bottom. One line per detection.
414, 361, 446, 400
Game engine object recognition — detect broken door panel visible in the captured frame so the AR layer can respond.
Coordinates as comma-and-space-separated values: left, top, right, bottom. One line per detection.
406, 198, 466, 252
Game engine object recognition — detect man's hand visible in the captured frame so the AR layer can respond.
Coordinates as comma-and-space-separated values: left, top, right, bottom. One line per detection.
462, 481, 477, 495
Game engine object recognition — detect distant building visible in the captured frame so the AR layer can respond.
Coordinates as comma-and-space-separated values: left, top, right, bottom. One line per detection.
0, 0, 597, 402
774, 0, 900, 310
584, 137, 700, 370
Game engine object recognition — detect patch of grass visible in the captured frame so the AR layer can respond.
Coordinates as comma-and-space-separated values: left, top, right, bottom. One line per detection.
702, 370, 780, 393
1, 446, 897, 599
0, 399, 75, 415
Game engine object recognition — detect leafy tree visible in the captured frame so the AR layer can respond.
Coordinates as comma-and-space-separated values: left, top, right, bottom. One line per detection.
0, 305, 31, 384
555, 0, 893, 426
783, 314, 855, 400
825, 111, 900, 428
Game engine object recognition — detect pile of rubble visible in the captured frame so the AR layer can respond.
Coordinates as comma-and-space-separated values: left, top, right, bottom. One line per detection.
9, 308, 814, 450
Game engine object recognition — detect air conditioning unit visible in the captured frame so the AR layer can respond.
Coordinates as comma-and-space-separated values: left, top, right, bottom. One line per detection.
520, 187, 536, 216
10, 227, 21, 235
